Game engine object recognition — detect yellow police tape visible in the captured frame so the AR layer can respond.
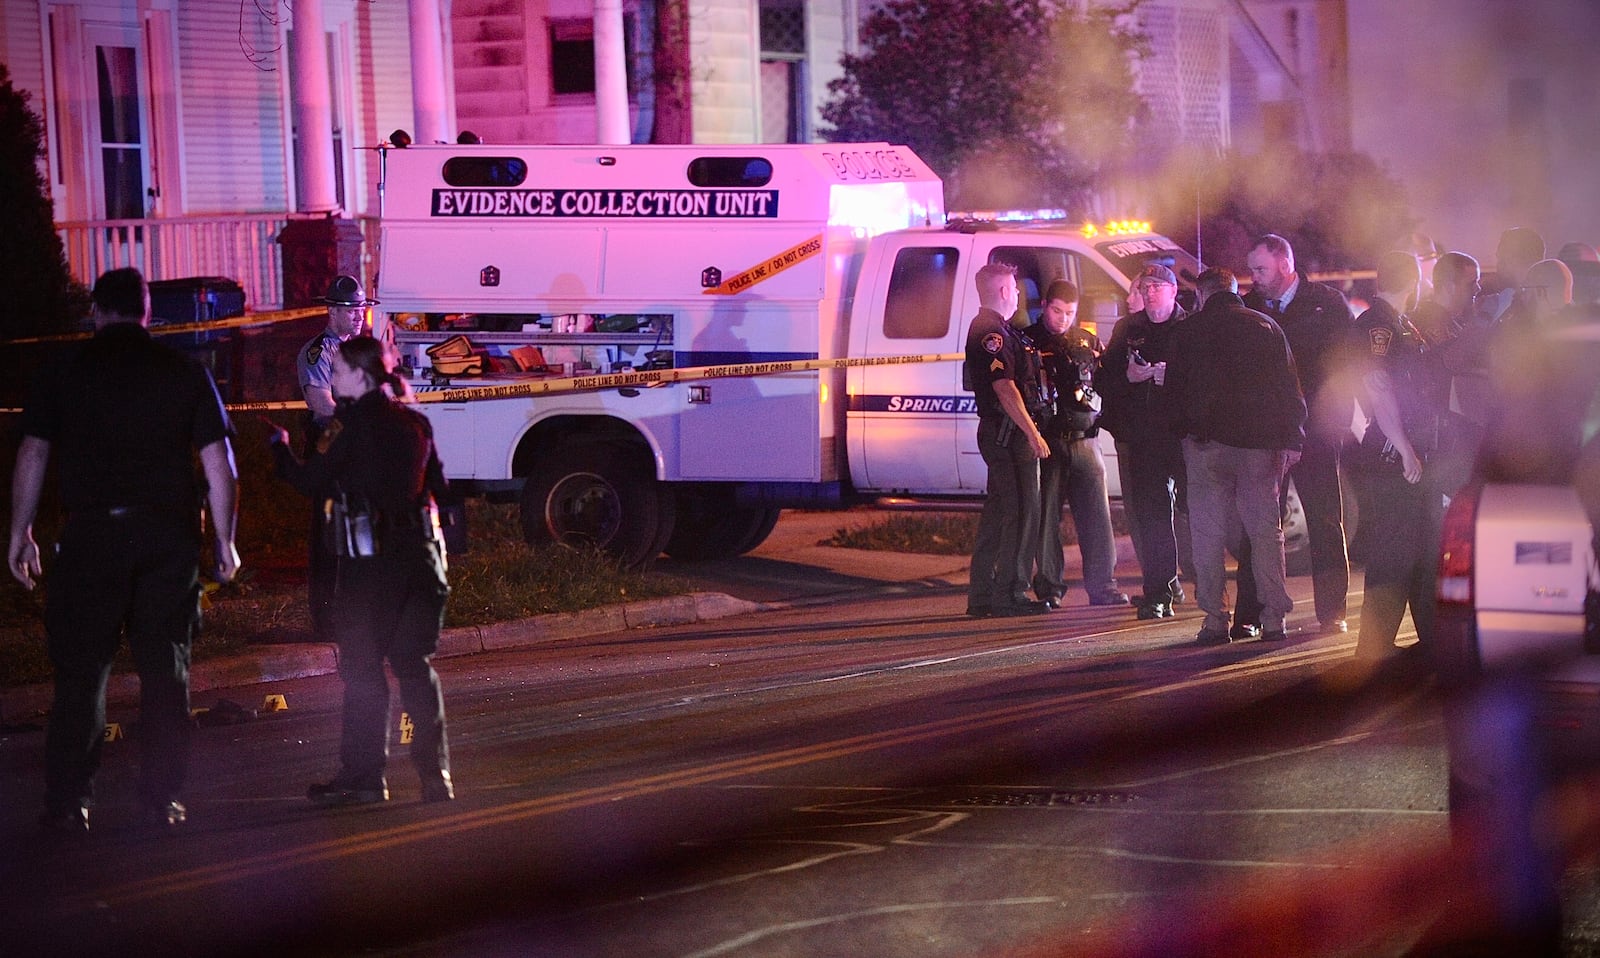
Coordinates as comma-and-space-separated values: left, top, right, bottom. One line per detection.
4, 306, 324, 345
227, 351, 966, 413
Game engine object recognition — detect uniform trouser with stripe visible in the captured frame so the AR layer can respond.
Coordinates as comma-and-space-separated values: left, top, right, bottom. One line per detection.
970, 417, 1042, 609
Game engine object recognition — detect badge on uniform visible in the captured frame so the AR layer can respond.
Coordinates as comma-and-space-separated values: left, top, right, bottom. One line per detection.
1368, 327, 1393, 356
982, 332, 1004, 354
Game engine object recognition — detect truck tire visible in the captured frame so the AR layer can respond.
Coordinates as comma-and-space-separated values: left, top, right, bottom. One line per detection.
663, 494, 781, 560
520, 445, 666, 570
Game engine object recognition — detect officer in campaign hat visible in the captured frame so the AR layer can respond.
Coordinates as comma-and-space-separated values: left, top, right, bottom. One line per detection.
296, 275, 378, 642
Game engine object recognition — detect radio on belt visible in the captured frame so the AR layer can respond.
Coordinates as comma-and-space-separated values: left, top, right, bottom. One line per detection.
369, 142, 1186, 566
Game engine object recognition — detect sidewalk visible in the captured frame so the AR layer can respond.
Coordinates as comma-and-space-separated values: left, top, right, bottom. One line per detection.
0, 509, 984, 723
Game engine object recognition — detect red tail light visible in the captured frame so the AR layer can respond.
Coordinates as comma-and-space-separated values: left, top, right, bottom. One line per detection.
1437, 485, 1480, 605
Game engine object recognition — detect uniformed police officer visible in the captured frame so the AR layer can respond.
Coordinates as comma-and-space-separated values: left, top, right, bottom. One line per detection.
269, 335, 454, 804
8, 267, 242, 832
297, 275, 375, 641
1022, 279, 1128, 608
964, 262, 1052, 617
1350, 252, 1448, 660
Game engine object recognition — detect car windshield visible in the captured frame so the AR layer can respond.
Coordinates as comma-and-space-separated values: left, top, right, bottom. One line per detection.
1095, 236, 1203, 289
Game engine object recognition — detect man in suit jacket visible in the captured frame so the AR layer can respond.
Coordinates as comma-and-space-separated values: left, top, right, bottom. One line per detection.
1242, 233, 1354, 634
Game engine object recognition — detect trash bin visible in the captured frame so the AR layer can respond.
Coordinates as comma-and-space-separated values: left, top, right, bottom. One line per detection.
148, 276, 247, 397
148, 276, 246, 340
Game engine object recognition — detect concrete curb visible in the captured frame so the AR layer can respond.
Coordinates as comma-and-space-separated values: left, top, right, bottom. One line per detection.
0, 590, 771, 723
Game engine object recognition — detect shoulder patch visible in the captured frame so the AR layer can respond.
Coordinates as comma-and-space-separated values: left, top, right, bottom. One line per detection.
989, 358, 1005, 373
305, 342, 323, 366
1367, 327, 1393, 356
315, 417, 344, 455
982, 331, 1005, 355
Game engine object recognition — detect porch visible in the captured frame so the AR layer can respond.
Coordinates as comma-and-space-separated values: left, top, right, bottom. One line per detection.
55, 213, 380, 312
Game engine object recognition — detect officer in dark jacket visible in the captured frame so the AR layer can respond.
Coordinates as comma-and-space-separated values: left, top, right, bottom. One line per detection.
1022, 279, 1128, 608
1096, 263, 1188, 619
269, 335, 455, 805
1243, 233, 1354, 634
9, 268, 241, 833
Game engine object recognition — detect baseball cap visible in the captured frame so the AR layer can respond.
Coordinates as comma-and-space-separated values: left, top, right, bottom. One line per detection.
1135, 264, 1177, 286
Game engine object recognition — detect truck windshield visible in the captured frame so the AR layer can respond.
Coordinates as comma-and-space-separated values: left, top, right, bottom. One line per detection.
1095, 236, 1202, 288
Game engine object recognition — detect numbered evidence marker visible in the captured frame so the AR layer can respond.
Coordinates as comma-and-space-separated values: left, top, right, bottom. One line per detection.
399, 712, 414, 744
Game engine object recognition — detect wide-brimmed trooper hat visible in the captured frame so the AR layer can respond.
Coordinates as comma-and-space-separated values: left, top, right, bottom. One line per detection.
321, 274, 378, 307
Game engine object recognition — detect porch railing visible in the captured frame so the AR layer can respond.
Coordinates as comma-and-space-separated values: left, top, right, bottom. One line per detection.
55, 213, 379, 312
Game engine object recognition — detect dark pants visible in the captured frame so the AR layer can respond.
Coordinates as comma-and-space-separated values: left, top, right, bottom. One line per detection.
1288, 435, 1350, 624
1356, 469, 1442, 653
44, 512, 201, 812
309, 502, 336, 642
331, 535, 451, 787
1034, 435, 1119, 601
969, 417, 1042, 610
1122, 437, 1186, 603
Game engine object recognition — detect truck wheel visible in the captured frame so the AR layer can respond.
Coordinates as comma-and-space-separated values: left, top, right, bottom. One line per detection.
664, 499, 781, 560
520, 446, 665, 570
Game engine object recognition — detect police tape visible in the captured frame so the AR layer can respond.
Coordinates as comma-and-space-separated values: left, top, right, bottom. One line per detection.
227, 351, 966, 413
5, 306, 325, 345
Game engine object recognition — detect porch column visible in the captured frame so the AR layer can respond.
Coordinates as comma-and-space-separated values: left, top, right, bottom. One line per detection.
595, 0, 630, 144
408, 0, 449, 144
289, 0, 337, 212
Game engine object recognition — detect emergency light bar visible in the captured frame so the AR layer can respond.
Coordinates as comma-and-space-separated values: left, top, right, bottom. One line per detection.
1080, 219, 1154, 239
945, 208, 1071, 224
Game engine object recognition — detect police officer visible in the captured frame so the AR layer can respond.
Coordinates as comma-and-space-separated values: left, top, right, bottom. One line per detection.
1350, 252, 1447, 660
297, 275, 375, 641
1023, 279, 1128, 608
965, 262, 1052, 617
268, 335, 454, 804
9, 268, 241, 832
1096, 264, 1189, 619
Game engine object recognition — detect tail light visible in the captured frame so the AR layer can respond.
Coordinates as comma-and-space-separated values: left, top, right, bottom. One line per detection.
1437, 485, 1481, 605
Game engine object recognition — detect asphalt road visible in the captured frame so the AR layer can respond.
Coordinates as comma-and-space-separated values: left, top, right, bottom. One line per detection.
1, 510, 1596, 956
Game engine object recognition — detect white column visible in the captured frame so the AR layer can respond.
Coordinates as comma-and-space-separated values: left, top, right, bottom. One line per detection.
290, 0, 337, 212
408, 0, 450, 144
594, 0, 631, 144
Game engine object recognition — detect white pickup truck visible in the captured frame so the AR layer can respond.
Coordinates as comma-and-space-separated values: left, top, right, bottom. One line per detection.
371, 142, 1203, 566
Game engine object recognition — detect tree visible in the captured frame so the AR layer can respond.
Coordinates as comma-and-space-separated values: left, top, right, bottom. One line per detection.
0, 62, 86, 338
822, 0, 1145, 212
1147, 145, 1418, 273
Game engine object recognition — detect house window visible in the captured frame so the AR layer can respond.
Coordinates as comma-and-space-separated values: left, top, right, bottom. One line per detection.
759, 0, 806, 142
550, 19, 597, 96
95, 43, 146, 219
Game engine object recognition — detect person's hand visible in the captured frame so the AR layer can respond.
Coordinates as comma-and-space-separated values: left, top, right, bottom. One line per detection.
1028, 431, 1051, 460
260, 415, 290, 447
1126, 353, 1156, 383
214, 540, 242, 585
1283, 448, 1303, 472
9, 531, 42, 591
1400, 446, 1423, 485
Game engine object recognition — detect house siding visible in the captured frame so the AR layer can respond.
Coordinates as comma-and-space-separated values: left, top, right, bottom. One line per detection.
175, 0, 290, 214
692, 0, 759, 143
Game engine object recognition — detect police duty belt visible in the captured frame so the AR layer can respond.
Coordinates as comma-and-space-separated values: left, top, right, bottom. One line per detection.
226, 352, 966, 412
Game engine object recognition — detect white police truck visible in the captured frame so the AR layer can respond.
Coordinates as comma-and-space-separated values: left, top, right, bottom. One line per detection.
372, 142, 1200, 567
